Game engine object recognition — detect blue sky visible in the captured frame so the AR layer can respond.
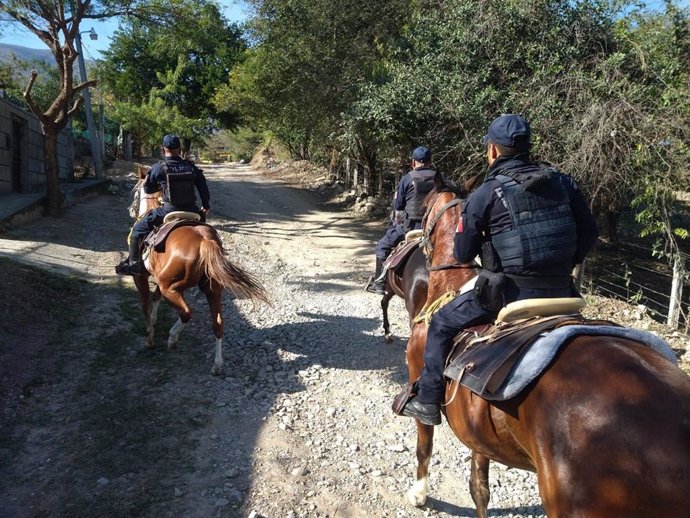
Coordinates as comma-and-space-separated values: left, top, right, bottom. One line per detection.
0, 1, 249, 58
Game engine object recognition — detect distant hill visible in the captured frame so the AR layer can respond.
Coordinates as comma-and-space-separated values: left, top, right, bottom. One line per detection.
0, 43, 54, 66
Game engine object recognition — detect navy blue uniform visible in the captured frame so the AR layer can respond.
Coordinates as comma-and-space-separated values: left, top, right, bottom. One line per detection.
131, 156, 210, 241
375, 167, 436, 260
416, 154, 598, 404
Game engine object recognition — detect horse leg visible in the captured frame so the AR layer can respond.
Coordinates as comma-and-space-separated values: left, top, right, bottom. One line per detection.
408, 422, 434, 506
381, 291, 394, 343
406, 323, 435, 506
133, 274, 155, 348
200, 279, 224, 376
469, 451, 490, 518
151, 285, 162, 326
159, 287, 192, 350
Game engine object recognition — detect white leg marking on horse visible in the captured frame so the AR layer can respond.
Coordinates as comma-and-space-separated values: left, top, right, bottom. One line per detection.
167, 318, 185, 350
151, 299, 160, 325
407, 477, 429, 507
211, 337, 223, 376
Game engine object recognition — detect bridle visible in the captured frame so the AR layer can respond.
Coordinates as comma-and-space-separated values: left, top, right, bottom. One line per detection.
420, 190, 473, 271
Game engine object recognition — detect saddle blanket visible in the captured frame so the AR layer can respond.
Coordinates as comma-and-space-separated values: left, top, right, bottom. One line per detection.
485, 325, 677, 401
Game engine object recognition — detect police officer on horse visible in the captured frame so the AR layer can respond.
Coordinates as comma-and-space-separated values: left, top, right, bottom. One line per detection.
116, 134, 211, 276
365, 146, 437, 294
400, 114, 599, 425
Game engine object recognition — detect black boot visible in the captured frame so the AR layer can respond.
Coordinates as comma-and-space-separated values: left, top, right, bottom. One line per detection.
365, 257, 386, 294
116, 236, 144, 276
401, 399, 442, 426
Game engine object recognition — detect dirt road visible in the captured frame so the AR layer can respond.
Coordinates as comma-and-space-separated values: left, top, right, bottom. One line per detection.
1, 162, 685, 518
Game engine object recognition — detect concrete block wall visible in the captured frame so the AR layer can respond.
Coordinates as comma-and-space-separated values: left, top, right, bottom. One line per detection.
0, 97, 74, 195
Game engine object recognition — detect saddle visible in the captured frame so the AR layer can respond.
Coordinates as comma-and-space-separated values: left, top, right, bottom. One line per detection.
444, 298, 617, 400
143, 215, 204, 252
384, 230, 424, 273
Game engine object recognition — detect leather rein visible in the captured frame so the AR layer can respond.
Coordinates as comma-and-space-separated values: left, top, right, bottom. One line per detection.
420, 192, 474, 271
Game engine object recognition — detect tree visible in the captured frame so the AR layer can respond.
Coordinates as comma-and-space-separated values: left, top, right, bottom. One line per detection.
0, 0, 197, 215
217, 0, 411, 165
99, 3, 245, 151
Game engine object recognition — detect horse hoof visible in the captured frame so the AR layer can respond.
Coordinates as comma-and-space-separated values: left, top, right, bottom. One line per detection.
167, 338, 178, 351
407, 478, 428, 507
384, 333, 394, 343
211, 364, 223, 376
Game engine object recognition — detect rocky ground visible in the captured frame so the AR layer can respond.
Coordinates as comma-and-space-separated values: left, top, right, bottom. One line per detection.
0, 161, 688, 518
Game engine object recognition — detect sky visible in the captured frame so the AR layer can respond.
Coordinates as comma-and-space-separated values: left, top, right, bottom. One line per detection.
0, 1, 249, 58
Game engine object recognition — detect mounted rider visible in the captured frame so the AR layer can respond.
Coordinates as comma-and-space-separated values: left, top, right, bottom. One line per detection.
115, 134, 211, 276
399, 114, 599, 425
365, 146, 437, 294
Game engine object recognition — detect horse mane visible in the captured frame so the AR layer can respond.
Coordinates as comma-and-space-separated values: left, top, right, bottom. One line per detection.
423, 173, 466, 208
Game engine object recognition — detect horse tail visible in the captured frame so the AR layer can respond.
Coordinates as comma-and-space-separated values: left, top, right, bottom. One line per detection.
198, 238, 270, 305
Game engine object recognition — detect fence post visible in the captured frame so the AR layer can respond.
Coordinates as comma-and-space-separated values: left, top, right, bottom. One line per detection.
667, 254, 684, 329
345, 156, 351, 186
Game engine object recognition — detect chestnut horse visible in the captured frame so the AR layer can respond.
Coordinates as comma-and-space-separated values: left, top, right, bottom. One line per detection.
404, 177, 690, 517
127, 170, 268, 375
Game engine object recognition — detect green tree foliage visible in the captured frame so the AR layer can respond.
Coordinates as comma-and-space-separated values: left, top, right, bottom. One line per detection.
216, 0, 411, 161
99, 0, 245, 149
225, 0, 688, 253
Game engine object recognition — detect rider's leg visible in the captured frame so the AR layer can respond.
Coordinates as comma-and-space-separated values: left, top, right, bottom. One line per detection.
366, 225, 405, 294
116, 210, 160, 275
402, 292, 493, 425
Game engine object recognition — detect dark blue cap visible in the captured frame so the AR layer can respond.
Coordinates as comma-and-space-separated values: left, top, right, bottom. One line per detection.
410, 146, 432, 163
162, 134, 181, 149
481, 114, 531, 149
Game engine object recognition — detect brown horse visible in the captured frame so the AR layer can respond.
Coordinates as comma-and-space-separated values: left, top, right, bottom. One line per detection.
380, 180, 473, 342
127, 173, 268, 375
380, 247, 428, 342
404, 177, 690, 517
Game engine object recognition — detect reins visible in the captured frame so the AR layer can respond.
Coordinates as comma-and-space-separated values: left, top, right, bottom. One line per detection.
420, 195, 464, 271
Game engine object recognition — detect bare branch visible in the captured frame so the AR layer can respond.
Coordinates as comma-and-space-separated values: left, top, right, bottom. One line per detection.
73, 79, 98, 94
22, 70, 45, 121
66, 95, 85, 119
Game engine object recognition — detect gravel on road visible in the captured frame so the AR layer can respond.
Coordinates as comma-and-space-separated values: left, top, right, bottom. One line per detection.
1, 162, 687, 518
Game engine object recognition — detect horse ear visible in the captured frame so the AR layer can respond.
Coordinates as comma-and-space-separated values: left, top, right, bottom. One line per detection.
434, 171, 443, 189
463, 172, 483, 195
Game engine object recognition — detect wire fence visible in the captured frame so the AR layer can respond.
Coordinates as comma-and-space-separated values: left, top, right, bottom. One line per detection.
583, 244, 690, 333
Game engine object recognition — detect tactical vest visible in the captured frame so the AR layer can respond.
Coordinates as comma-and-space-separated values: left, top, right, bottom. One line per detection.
404, 169, 436, 224
490, 167, 577, 273
162, 160, 196, 207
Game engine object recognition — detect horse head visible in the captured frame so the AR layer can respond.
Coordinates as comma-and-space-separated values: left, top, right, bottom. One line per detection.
129, 165, 161, 219
420, 174, 465, 270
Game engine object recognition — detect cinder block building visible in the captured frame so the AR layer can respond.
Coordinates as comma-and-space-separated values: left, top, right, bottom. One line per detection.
0, 97, 74, 195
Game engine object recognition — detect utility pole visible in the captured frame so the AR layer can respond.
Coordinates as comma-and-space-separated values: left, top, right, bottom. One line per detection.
75, 28, 103, 179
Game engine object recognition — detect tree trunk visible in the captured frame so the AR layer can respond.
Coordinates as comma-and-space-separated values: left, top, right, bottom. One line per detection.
182, 137, 192, 158
43, 126, 63, 216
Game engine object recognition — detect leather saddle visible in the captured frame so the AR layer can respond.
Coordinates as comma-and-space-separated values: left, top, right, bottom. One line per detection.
384, 230, 424, 272
144, 212, 204, 252
444, 297, 617, 400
